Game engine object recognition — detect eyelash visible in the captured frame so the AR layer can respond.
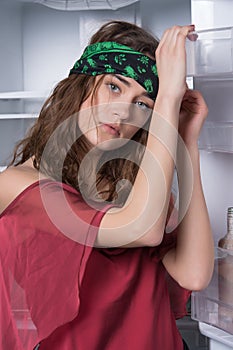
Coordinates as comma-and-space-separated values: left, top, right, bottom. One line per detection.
108, 83, 120, 93
106, 80, 151, 110
135, 101, 150, 110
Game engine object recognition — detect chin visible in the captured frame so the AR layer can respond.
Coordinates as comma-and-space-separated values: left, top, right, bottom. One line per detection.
97, 138, 130, 151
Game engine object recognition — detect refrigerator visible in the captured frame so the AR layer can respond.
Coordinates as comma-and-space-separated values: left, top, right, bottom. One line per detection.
0, 0, 141, 171
142, 1, 233, 348
188, 1, 233, 349
1, 0, 233, 349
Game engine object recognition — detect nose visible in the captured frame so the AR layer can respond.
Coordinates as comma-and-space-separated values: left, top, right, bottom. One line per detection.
112, 102, 132, 121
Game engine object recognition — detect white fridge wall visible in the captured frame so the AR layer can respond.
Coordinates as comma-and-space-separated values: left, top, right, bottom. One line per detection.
22, 4, 83, 91
0, 2, 23, 92
22, 2, 140, 91
140, 0, 191, 39
192, 0, 233, 30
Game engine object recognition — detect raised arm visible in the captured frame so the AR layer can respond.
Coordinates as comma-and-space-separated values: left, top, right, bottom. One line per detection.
97, 25, 194, 248
162, 89, 214, 291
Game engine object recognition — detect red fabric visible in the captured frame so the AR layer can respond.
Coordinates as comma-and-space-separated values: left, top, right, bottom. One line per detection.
0, 180, 190, 350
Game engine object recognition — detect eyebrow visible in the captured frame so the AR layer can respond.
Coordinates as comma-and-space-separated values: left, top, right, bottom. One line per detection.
114, 74, 153, 100
114, 74, 131, 87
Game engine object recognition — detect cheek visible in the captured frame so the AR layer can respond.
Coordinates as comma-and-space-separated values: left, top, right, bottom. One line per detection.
85, 129, 98, 146
125, 125, 141, 139
128, 106, 152, 131
78, 110, 98, 146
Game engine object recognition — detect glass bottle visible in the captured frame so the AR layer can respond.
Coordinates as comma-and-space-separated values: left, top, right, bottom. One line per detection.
218, 207, 233, 249
218, 207, 233, 332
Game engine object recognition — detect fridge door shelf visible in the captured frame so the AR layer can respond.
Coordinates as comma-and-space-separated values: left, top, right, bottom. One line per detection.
186, 26, 233, 77
192, 247, 233, 335
198, 121, 233, 153
199, 322, 233, 350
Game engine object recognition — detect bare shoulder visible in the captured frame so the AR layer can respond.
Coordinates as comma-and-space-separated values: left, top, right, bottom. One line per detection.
0, 161, 42, 214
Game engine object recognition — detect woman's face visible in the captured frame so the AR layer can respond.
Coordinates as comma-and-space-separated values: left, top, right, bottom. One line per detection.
78, 74, 154, 150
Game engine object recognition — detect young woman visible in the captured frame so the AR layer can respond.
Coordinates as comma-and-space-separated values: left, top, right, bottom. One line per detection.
0, 21, 214, 350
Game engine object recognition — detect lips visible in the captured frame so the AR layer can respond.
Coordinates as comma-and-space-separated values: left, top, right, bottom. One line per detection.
101, 123, 120, 136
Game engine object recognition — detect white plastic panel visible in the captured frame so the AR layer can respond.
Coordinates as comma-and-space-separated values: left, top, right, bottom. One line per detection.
198, 122, 233, 153
193, 77, 233, 152
186, 27, 233, 77
191, 76, 233, 122
191, 0, 233, 30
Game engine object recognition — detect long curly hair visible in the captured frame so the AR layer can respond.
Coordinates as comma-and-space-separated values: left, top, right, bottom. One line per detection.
10, 21, 159, 204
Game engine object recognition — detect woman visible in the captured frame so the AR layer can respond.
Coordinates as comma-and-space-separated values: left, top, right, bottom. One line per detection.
0, 21, 214, 349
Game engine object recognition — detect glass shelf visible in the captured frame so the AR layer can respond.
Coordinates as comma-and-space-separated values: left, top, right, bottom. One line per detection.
0, 91, 45, 119
198, 121, 233, 153
0, 114, 38, 120
192, 247, 233, 335
0, 91, 48, 100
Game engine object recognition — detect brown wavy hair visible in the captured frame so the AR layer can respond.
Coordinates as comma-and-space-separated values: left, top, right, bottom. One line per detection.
10, 21, 159, 204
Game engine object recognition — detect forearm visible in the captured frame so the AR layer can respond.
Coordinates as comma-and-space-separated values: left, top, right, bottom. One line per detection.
165, 142, 214, 290
97, 25, 193, 248
122, 97, 181, 245
97, 98, 181, 248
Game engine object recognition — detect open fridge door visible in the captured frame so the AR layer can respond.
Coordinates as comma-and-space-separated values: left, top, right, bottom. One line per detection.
190, 1, 233, 349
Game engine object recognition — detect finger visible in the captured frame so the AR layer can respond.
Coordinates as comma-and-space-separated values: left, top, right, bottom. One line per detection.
182, 93, 201, 104
156, 27, 172, 55
180, 24, 195, 36
169, 25, 195, 45
158, 25, 195, 55
187, 33, 198, 42
175, 25, 195, 49
159, 26, 175, 45
158, 25, 182, 50
157, 25, 185, 54
184, 89, 204, 100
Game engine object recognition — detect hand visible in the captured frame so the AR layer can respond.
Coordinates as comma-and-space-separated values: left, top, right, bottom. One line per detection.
155, 25, 195, 104
178, 88, 208, 146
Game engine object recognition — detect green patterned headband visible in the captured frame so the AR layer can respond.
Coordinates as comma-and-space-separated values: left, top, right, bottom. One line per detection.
69, 41, 159, 100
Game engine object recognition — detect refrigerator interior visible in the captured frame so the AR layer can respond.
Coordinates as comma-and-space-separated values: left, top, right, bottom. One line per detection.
190, 1, 233, 349
0, 0, 191, 168
0, 0, 140, 169
0, 1, 208, 349
2, 0, 233, 349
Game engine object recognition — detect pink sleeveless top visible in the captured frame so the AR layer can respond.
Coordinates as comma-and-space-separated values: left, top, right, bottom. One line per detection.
0, 180, 190, 350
